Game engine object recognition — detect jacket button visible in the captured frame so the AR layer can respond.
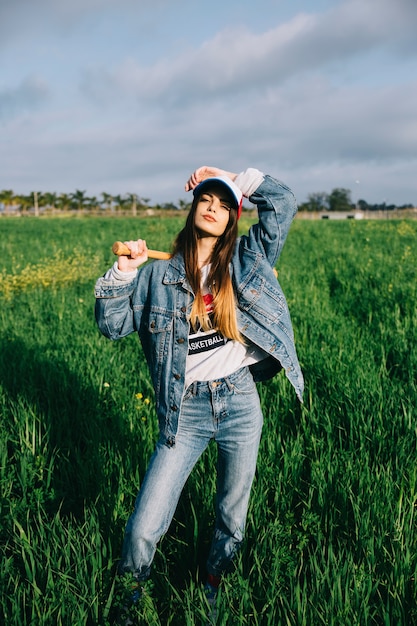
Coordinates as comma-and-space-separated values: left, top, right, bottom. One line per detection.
173, 373, 180, 380
171, 405, 178, 411
177, 338, 185, 344
181, 306, 187, 313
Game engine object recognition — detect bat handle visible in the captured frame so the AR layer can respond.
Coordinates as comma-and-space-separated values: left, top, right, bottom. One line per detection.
112, 241, 171, 260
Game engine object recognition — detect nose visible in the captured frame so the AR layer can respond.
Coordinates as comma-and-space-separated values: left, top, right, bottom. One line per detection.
207, 197, 219, 212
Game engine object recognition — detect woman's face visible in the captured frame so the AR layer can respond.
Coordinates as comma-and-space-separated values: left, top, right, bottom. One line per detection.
194, 188, 233, 239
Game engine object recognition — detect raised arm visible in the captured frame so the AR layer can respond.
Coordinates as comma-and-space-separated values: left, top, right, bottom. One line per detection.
239, 173, 298, 267
94, 238, 151, 340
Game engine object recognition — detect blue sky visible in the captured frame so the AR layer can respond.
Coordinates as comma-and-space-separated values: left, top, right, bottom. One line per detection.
1, 0, 416, 206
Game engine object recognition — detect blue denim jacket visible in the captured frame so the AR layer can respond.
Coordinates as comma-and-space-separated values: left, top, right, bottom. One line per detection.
95, 175, 304, 444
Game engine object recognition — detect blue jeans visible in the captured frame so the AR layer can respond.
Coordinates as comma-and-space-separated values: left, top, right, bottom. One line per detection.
118, 366, 263, 581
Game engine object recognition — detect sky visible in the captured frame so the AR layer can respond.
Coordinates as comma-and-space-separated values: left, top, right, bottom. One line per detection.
1, 0, 417, 207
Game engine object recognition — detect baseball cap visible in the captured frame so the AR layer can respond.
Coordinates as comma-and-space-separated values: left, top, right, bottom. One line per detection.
193, 176, 243, 219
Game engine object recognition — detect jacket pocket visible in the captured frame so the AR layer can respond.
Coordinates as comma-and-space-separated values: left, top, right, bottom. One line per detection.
238, 274, 286, 324
145, 309, 173, 334
144, 310, 173, 367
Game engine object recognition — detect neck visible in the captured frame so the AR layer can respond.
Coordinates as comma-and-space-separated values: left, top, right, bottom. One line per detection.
196, 235, 217, 268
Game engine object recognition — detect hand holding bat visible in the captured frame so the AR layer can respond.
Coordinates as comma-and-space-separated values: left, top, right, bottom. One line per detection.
112, 240, 171, 271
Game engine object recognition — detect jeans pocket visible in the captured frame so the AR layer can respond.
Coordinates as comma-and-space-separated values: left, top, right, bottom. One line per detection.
182, 385, 194, 401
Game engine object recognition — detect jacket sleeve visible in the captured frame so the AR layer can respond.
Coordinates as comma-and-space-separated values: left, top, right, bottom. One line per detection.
241, 175, 298, 267
94, 269, 140, 340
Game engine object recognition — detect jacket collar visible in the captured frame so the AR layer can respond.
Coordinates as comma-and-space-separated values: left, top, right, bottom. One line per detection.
163, 253, 188, 286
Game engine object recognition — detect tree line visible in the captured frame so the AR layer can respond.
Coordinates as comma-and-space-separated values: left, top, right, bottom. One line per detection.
0, 189, 191, 216
299, 188, 414, 212
0, 187, 414, 216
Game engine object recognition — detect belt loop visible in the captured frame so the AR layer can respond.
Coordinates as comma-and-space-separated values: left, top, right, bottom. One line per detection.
225, 376, 234, 391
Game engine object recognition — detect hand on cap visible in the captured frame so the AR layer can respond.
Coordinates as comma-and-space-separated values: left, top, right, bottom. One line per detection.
117, 239, 148, 272
185, 166, 238, 191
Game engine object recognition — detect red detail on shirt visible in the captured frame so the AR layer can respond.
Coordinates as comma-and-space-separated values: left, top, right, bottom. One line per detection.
203, 293, 214, 312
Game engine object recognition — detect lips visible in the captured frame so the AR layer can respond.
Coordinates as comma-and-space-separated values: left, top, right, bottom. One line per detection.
203, 214, 216, 222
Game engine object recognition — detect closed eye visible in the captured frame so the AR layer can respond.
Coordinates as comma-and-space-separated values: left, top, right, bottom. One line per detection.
199, 193, 231, 211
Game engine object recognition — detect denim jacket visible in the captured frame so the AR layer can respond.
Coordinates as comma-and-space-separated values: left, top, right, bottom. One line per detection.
95, 174, 304, 444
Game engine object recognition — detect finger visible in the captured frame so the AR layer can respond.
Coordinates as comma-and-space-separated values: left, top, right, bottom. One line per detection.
123, 239, 144, 259
138, 239, 147, 256
193, 166, 208, 184
120, 241, 132, 256
131, 239, 147, 258
185, 166, 208, 191
185, 175, 195, 192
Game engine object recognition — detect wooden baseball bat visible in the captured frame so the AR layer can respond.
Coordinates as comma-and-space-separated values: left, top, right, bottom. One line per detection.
112, 241, 172, 260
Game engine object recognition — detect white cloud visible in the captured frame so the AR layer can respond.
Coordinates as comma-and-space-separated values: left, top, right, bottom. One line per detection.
80, 0, 417, 110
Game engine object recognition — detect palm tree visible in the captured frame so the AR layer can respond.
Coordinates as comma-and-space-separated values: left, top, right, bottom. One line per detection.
86, 196, 99, 212
0, 189, 16, 215
125, 193, 138, 217
70, 189, 88, 212
101, 192, 114, 213
42, 192, 59, 214
57, 193, 71, 212
14, 193, 33, 215
32, 191, 45, 217
113, 194, 130, 213
140, 197, 151, 209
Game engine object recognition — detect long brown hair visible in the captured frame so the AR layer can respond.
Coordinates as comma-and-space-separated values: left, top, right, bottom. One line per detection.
172, 192, 242, 342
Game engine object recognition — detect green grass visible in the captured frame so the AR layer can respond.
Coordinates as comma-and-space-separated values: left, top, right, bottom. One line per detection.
1, 216, 416, 625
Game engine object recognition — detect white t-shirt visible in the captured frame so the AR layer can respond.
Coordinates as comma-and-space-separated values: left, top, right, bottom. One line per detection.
184, 265, 267, 388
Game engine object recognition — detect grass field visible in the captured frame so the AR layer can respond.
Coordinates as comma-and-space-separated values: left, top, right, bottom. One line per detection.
1, 215, 416, 625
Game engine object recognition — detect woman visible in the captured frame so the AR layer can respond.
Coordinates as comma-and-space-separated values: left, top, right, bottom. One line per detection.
95, 165, 303, 613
